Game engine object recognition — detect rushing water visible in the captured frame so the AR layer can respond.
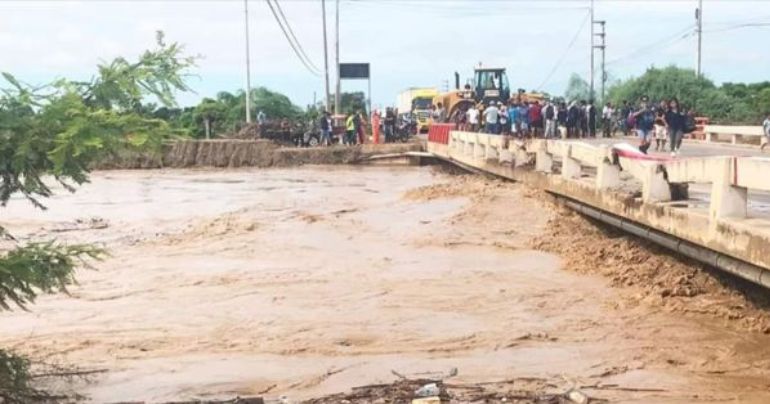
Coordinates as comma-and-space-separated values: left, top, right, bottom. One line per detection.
1, 166, 769, 403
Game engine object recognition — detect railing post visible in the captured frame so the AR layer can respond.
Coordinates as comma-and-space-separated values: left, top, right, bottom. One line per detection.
535, 141, 553, 173
485, 137, 499, 161
561, 144, 581, 179
596, 145, 620, 189
473, 134, 486, 160
642, 164, 671, 203
710, 157, 748, 220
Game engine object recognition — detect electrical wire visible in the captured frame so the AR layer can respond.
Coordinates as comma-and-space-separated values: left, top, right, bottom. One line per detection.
605, 25, 694, 66
703, 21, 770, 33
272, 0, 322, 73
264, 0, 321, 76
536, 11, 590, 91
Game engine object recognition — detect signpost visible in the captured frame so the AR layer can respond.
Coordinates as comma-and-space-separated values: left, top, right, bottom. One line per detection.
339, 62, 371, 114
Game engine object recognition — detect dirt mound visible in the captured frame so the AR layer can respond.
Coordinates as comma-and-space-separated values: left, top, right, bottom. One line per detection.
235, 123, 261, 139
530, 199, 770, 333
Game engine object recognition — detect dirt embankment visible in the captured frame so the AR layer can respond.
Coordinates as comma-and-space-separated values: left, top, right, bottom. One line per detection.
530, 194, 770, 333
96, 140, 422, 169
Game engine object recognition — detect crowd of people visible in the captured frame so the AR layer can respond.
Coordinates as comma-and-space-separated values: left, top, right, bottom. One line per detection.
452, 96, 699, 156
316, 106, 407, 147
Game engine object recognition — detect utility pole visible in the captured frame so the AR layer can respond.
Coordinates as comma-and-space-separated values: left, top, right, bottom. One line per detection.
321, 0, 331, 112
594, 20, 606, 102
243, 0, 253, 123
589, 0, 595, 101
334, 0, 341, 116
696, 0, 703, 77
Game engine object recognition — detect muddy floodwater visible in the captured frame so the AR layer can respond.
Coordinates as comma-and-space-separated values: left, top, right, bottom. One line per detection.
2, 167, 770, 403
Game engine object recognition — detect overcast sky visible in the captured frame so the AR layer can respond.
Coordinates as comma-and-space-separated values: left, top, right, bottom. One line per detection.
1, 0, 768, 109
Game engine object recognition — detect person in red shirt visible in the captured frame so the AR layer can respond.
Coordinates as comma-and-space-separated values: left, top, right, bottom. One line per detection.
528, 101, 543, 138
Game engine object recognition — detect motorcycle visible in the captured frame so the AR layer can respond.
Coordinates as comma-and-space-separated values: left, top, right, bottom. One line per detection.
390, 116, 417, 143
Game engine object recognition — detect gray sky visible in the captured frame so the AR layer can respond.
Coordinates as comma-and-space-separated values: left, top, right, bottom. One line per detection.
1, 0, 768, 108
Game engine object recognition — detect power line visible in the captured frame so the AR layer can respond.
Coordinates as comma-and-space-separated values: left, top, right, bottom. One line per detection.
272, 0, 322, 73
264, 0, 321, 76
537, 11, 590, 91
606, 24, 694, 66
704, 21, 770, 33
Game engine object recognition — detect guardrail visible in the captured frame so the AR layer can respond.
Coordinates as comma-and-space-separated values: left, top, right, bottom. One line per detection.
703, 125, 765, 145
433, 131, 770, 223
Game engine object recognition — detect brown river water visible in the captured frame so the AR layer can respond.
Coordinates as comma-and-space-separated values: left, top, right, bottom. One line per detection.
1, 166, 770, 403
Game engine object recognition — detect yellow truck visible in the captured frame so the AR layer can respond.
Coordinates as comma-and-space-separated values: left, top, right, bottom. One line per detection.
397, 87, 439, 134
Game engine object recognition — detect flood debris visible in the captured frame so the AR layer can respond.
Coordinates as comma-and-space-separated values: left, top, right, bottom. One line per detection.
299, 373, 606, 404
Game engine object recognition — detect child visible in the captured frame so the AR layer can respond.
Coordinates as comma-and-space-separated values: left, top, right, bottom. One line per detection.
654, 109, 667, 151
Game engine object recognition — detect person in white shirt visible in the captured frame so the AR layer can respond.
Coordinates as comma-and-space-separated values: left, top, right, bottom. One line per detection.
602, 102, 614, 137
466, 106, 480, 132
483, 103, 499, 134
762, 114, 770, 151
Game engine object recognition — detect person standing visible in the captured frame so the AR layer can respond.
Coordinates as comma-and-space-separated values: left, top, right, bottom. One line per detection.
499, 103, 509, 136
483, 102, 499, 134
601, 102, 614, 138
519, 102, 530, 137
762, 113, 770, 151
356, 111, 367, 144
577, 100, 588, 138
383, 107, 396, 143
466, 105, 480, 132
566, 101, 578, 138
586, 100, 597, 137
664, 98, 685, 156
319, 111, 332, 146
653, 108, 667, 151
509, 101, 520, 138
556, 102, 567, 139
344, 112, 356, 146
371, 109, 381, 144
543, 101, 557, 139
633, 96, 655, 154
529, 100, 543, 138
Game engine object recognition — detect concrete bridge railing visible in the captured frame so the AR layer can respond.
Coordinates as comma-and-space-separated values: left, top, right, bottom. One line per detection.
703, 125, 766, 145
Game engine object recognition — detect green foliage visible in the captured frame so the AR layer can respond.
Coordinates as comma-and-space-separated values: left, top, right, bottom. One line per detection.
0, 31, 194, 207
0, 31, 193, 399
606, 66, 769, 124
336, 91, 367, 115
0, 242, 105, 311
163, 87, 304, 138
0, 349, 33, 403
564, 74, 590, 102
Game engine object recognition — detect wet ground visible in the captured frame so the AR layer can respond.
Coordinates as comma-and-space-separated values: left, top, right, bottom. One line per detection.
1, 167, 770, 403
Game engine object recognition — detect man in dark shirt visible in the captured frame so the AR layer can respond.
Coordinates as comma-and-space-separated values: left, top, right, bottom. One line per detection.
383, 107, 396, 143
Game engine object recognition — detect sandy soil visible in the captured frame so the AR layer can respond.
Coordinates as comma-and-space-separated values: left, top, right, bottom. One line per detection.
1, 167, 770, 403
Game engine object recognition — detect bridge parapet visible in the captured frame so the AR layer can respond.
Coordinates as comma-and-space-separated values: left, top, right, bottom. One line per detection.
703, 125, 766, 145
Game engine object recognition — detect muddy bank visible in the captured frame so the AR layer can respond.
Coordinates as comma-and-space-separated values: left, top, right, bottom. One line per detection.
2, 169, 770, 402
531, 198, 770, 333
96, 140, 423, 169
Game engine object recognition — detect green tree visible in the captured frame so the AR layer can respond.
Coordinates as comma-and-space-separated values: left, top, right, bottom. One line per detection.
0, 31, 193, 402
194, 98, 226, 139
606, 66, 768, 124
564, 73, 590, 102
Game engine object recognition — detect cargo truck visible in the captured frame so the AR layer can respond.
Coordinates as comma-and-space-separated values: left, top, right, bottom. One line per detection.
397, 87, 439, 134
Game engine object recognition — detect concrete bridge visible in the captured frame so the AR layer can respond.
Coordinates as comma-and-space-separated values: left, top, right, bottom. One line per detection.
426, 125, 770, 289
